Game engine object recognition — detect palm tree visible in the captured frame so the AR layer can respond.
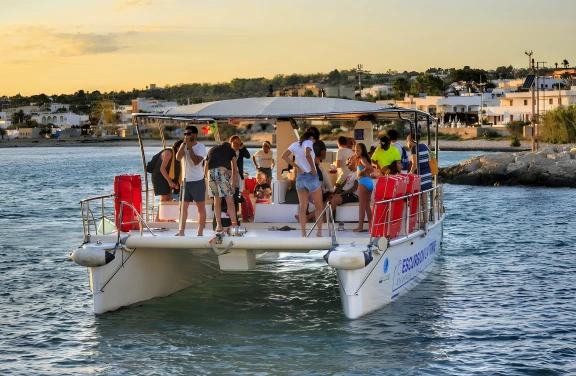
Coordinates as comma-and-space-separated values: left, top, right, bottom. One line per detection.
555, 62, 558, 69
562, 59, 569, 69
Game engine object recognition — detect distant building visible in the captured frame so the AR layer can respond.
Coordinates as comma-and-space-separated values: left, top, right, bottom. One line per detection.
116, 105, 133, 123
323, 86, 355, 99
50, 103, 70, 112
18, 128, 42, 139
360, 85, 392, 98
553, 69, 576, 79
5, 106, 41, 116
31, 112, 88, 126
132, 98, 177, 113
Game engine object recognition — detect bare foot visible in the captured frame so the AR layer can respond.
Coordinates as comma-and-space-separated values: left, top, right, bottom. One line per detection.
316, 231, 323, 237
352, 227, 364, 233
175, 232, 184, 236
295, 215, 300, 221
197, 233, 203, 236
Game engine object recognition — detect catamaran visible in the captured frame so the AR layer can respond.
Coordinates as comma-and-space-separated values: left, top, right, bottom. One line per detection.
70, 97, 444, 319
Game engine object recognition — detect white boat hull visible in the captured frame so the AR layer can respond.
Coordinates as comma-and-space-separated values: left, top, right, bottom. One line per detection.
80, 215, 442, 318
89, 245, 221, 314
337, 220, 443, 319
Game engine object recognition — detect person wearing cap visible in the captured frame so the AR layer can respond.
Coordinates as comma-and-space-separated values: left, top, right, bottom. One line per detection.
370, 135, 401, 175
175, 125, 207, 236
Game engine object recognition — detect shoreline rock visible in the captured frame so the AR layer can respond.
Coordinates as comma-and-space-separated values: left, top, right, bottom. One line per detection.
439, 147, 576, 188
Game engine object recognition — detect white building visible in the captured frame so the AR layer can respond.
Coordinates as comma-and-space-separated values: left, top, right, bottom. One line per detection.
0, 112, 11, 129
116, 105, 133, 123
490, 86, 576, 124
50, 103, 70, 112
32, 112, 89, 126
360, 85, 393, 99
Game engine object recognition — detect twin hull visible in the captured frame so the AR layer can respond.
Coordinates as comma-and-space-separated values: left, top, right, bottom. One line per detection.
87, 221, 442, 318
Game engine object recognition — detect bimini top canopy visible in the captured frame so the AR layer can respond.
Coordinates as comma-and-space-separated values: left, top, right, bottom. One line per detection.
133, 97, 435, 121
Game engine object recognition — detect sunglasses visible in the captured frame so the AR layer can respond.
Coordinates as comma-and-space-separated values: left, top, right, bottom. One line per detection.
184, 132, 193, 136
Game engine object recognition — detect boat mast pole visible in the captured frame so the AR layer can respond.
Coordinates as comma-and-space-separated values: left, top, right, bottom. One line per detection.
414, 111, 420, 176
435, 116, 439, 184
158, 119, 167, 149
135, 116, 150, 222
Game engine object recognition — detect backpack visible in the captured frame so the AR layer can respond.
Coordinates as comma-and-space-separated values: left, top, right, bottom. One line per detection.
146, 149, 166, 173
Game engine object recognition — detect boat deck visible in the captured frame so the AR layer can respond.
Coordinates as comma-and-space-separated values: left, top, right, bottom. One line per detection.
137, 221, 372, 241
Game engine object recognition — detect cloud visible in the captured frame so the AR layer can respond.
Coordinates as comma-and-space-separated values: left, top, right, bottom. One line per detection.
55, 31, 136, 56
116, 0, 153, 11
0, 26, 138, 58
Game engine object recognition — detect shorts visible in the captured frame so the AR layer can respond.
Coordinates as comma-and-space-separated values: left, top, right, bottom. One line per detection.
258, 167, 272, 180
208, 168, 234, 197
183, 179, 206, 203
296, 172, 321, 192
340, 193, 359, 204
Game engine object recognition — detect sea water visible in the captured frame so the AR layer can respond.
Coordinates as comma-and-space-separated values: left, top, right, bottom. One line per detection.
0, 147, 575, 375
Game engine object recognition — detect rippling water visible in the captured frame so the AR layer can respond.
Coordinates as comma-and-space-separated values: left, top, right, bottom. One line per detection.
1, 147, 575, 375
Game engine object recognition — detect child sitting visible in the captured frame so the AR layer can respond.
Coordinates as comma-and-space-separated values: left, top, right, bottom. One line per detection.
253, 171, 272, 203
252, 141, 275, 185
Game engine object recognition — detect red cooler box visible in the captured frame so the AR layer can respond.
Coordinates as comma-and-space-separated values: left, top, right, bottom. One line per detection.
244, 177, 257, 194
114, 174, 142, 232
402, 173, 421, 232
371, 175, 407, 239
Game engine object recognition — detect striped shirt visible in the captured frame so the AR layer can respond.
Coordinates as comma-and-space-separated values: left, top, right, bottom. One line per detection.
410, 143, 432, 190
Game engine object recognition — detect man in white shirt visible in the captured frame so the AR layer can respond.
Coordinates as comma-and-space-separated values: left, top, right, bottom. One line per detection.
175, 125, 207, 236
335, 136, 355, 185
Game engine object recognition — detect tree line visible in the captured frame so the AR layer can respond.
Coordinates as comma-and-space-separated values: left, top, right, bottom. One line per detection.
1, 63, 571, 117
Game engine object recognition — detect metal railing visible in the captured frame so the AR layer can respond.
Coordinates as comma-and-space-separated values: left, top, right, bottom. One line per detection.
79, 194, 116, 242
370, 185, 444, 241
307, 202, 339, 245
79, 194, 156, 243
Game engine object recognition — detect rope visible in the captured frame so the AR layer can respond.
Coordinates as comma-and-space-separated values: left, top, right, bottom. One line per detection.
99, 248, 137, 292
337, 241, 389, 297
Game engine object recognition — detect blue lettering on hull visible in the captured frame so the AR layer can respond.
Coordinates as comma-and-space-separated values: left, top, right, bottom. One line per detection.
392, 240, 437, 292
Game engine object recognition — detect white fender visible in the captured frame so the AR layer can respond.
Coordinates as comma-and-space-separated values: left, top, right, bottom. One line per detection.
70, 246, 115, 267
327, 245, 370, 270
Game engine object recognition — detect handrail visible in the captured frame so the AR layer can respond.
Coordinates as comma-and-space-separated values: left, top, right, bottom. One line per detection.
117, 201, 157, 237
79, 194, 115, 204
306, 203, 338, 246
80, 194, 116, 242
79, 193, 156, 242
369, 184, 444, 242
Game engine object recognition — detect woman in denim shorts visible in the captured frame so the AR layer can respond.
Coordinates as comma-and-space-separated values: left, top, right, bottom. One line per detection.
281, 131, 324, 237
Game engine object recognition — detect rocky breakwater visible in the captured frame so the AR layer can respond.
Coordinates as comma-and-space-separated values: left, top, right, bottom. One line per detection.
439, 147, 576, 188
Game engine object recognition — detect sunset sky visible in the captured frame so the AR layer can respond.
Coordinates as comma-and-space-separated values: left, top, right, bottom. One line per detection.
1, 0, 575, 96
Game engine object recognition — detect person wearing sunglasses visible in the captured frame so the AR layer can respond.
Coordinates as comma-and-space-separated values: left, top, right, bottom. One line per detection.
175, 125, 207, 236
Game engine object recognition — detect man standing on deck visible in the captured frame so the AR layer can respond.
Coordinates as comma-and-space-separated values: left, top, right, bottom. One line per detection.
175, 125, 207, 236
387, 129, 410, 174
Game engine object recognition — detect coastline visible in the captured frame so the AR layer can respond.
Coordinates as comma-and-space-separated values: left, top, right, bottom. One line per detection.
0, 137, 572, 152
